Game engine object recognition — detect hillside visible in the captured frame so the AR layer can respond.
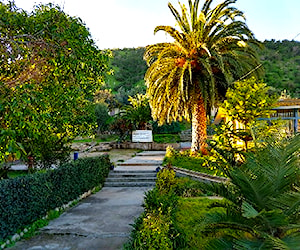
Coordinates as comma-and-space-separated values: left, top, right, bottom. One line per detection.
105, 47, 147, 104
104, 40, 300, 103
262, 40, 300, 97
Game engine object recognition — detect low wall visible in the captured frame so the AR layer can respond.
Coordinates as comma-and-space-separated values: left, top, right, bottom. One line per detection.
112, 142, 181, 150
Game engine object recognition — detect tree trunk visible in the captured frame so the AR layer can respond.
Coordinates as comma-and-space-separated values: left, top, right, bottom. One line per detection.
191, 96, 208, 154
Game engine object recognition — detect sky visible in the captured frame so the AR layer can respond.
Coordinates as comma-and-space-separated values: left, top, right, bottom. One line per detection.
9, 0, 300, 50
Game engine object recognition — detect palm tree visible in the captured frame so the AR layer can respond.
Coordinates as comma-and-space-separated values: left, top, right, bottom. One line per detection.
200, 134, 300, 249
144, 0, 262, 153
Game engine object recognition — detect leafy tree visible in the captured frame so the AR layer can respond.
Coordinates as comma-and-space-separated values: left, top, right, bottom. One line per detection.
144, 0, 262, 154
200, 135, 300, 249
110, 117, 133, 142
94, 89, 116, 134
95, 103, 112, 134
217, 77, 279, 150
223, 77, 278, 127
123, 94, 152, 130
210, 77, 280, 169
110, 48, 147, 90
152, 121, 181, 134
94, 89, 119, 110
0, 2, 110, 169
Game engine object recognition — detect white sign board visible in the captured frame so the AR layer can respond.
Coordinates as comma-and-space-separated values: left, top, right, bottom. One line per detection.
132, 130, 153, 142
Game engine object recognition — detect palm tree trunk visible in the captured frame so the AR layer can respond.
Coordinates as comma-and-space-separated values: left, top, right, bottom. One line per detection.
191, 96, 208, 154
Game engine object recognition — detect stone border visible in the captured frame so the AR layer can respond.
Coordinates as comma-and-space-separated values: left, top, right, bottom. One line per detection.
173, 166, 229, 183
112, 142, 181, 151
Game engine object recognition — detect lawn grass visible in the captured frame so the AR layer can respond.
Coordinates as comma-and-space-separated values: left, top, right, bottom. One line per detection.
153, 133, 180, 143
73, 134, 118, 143
175, 197, 225, 249
74, 133, 181, 144
164, 154, 225, 177
7, 170, 28, 179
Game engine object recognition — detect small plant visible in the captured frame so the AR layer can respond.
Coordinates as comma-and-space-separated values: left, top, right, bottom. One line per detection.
156, 167, 177, 194
165, 146, 177, 158
135, 207, 173, 250
126, 167, 187, 249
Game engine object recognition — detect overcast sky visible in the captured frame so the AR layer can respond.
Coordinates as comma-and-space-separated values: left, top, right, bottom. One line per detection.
10, 0, 300, 50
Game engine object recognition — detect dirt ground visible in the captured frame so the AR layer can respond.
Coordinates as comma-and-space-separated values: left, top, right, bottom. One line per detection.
77, 149, 138, 164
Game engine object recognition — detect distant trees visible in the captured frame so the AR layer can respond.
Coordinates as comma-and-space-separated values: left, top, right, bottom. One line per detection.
105, 48, 147, 104
261, 40, 300, 97
144, 0, 262, 154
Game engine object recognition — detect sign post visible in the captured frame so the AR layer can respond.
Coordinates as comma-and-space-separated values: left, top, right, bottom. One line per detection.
132, 130, 153, 143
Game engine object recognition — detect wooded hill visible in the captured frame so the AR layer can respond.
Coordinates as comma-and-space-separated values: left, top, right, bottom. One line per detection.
104, 40, 300, 104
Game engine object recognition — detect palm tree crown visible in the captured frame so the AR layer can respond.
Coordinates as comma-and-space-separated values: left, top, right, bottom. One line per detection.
144, 0, 262, 152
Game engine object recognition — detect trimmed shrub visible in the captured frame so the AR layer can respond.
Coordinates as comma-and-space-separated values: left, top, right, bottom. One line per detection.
152, 121, 181, 134
125, 168, 187, 249
0, 156, 110, 241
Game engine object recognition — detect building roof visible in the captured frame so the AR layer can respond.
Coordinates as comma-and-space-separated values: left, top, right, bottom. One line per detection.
274, 99, 300, 110
277, 99, 300, 106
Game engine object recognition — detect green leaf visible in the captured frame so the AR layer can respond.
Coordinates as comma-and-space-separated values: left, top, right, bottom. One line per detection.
241, 201, 259, 218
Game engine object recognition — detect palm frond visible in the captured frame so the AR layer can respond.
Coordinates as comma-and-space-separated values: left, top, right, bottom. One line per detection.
144, 0, 262, 151
281, 232, 300, 250
154, 25, 186, 45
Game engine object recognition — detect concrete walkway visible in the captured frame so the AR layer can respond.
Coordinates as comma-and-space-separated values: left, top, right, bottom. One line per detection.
10, 151, 165, 250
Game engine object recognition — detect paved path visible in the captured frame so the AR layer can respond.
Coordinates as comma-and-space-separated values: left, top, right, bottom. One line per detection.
10, 151, 165, 250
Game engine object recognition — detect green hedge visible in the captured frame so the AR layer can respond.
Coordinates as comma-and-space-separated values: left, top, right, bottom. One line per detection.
152, 121, 181, 134
0, 156, 110, 241
125, 168, 187, 249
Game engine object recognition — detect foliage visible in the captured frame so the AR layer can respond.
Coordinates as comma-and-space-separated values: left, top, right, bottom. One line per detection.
106, 47, 147, 105
94, 89, 119, 110
144, 0, 262, 152
210, 119, 289, 170
222, 77, 278, 128
4, 206, 63, 248
0, 155, 110, 242
7, 170, 28, 179
131, 207, 174, 250
210, 77, 280, 166
152, 121, 181, 134
94, 103, 113, 134
156, 167, 177, 194
260, 40, 300, 97
110, 94, 152, 142
125, 168, 187, 249
198, 135, 300, 249
103, 40, 300, 106
106, 40, 300, 102
171, 177, 204, 198
109, 117, 132, 142
123, 94, 152, 130
0, 2, 110, 167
